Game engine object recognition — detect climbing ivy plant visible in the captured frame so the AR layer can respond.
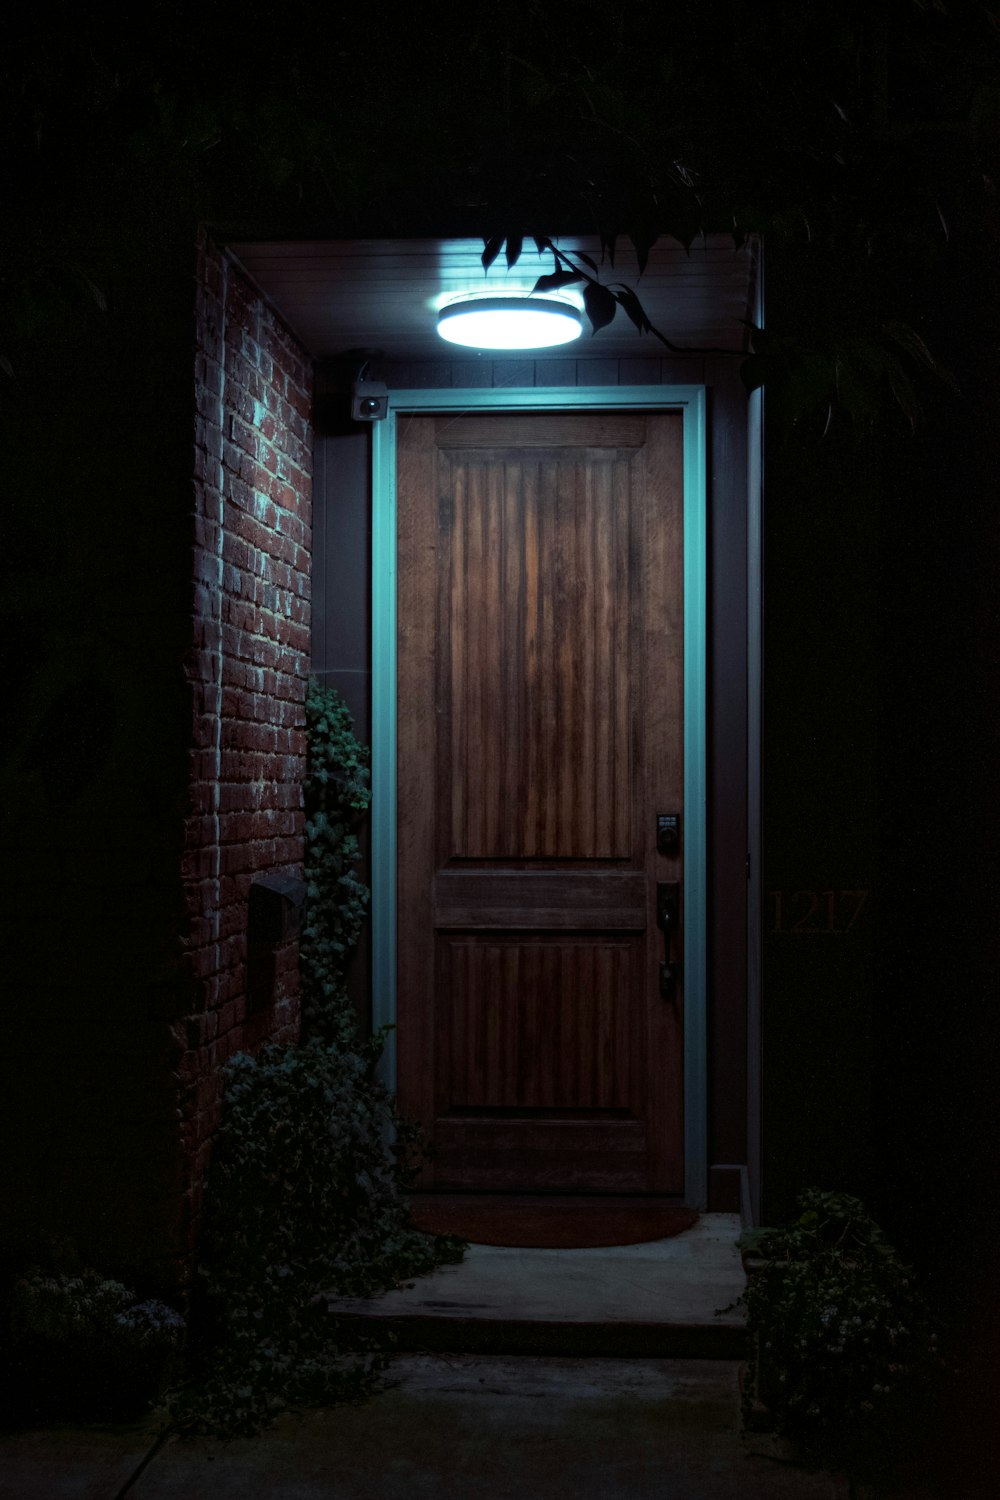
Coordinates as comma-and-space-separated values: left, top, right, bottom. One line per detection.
300, 676, 373, 1044
170, 680, 463, 1439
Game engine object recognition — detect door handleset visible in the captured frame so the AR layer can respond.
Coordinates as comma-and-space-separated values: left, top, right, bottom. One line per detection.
656, 881, 680, 999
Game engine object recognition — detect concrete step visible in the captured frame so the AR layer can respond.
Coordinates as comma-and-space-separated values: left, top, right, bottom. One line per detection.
323, 1212, 747, 1359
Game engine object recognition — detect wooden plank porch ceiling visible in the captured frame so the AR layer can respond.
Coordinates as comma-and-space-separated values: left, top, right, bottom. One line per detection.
227, 235, 759, 364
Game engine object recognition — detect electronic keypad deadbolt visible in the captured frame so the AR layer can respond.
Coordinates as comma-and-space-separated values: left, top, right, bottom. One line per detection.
656, 813, 681, 855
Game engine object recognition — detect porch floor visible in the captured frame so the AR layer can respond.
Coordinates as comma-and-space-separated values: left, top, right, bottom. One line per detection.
323, 1211, 747, 1358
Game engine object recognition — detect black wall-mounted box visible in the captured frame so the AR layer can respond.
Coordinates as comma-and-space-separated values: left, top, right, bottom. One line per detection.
248, 873, 307, 946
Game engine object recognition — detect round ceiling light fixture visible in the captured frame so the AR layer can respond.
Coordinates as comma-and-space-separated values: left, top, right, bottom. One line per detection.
437, 294, 584, 351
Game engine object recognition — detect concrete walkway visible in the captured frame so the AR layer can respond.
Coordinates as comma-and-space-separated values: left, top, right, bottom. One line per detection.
3, 1356, 857, 1500
5, 1215, 939, 1497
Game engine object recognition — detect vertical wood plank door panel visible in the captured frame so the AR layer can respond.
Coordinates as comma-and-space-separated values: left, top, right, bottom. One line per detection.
397, 411, 684, 1192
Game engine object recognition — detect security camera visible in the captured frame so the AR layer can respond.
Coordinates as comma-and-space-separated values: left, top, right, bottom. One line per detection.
351, 376, 388, 422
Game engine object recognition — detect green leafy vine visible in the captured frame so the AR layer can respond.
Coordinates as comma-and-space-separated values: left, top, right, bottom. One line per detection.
300, 676, 373, 1045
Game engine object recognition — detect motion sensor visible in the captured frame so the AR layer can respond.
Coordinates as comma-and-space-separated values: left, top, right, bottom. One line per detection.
350, 376, 388, 422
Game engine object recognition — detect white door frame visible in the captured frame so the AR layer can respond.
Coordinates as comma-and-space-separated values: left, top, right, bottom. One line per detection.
370, 386, 708, 1208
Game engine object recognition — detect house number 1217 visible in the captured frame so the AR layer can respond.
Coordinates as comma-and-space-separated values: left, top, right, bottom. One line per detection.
769, 889, 870, 935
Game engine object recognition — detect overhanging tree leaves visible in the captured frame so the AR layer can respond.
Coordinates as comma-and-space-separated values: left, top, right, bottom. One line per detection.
2, 1, 998, 430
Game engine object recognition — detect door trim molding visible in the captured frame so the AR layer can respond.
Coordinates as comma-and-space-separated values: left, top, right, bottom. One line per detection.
372, 386, 708, 1209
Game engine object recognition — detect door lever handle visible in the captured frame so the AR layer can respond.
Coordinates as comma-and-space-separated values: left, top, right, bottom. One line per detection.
656, 882, 680, 999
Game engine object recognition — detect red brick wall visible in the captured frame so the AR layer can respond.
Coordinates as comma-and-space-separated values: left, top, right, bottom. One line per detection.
177, 233, 313, 1248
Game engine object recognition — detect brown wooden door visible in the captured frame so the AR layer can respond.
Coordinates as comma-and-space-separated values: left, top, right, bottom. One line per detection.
396, 410, 684, 1193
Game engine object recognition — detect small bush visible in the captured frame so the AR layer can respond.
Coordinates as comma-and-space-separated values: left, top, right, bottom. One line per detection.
737, 1189, 941, 1473
171, 683, 463, 1437
6, 1269, 184, 1421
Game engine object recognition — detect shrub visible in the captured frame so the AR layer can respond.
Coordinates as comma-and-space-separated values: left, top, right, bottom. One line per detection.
7, 1269, 184, 1421
737, 1189, 941, 1473
171, 682, 463, 1438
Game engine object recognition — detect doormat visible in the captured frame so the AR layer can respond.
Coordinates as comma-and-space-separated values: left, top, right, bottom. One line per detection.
408, 1198, 699, 1249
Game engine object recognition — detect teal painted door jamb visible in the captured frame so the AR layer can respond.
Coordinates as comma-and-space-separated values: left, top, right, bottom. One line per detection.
371, 387, 708, 1210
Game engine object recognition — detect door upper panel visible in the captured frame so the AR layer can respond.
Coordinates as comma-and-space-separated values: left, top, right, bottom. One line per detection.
437, 437, 635, 861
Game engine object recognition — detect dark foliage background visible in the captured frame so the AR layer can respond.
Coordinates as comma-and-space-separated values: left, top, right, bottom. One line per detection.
3, 1, 999, 424
2, 2, 998, 1486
